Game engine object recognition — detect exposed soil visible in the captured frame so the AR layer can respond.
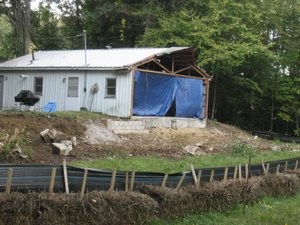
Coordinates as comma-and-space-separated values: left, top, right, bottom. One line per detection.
0, 112, 298, 164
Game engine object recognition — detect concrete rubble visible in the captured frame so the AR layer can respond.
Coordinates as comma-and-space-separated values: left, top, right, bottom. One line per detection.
40, 128, 77, 156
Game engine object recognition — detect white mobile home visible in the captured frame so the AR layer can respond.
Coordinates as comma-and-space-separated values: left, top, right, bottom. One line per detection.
0, 47, 211, 120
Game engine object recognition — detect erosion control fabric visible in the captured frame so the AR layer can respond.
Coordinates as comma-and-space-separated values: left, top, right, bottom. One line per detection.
133, 71, 204, 118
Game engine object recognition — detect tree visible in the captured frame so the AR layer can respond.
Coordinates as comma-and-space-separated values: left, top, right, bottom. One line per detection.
0, 0, 31, 56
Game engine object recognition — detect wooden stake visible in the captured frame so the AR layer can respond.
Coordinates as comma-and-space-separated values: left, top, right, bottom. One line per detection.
6, 168, 13, 194
63, 159, 69, 194
223, 167, 228, 183
233, 166, 238, 180
161, 173, 168, 188
284, 161, 288, 173
266, 163, 270, 175
209, 170, 215, 183
261, 160, 266, 175
248, 156, 252, 179
295, 160, 298, 171
196, 170, 202, 189
49, 168, 57, 194
238, 164, 242, 181
125, 172, 129, 192
276, 164, 280, 174
175, 173, 186, 191
80, 169, 88, 200
245, 163, 249, 181
129, 171, 136, 192
109, 169, 116, 192
190, 165, 197, 186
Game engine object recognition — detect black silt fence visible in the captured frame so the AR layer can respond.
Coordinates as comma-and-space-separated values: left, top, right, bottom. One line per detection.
0, 157, 299, 193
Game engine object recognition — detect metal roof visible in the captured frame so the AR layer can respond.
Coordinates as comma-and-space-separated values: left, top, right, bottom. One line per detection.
0, 47, 189, 70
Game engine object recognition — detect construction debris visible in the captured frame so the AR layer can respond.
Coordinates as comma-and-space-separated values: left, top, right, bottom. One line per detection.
40, 129, 76, 156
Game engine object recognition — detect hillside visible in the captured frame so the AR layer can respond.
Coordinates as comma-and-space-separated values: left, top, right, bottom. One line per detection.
0, 112, 299, 164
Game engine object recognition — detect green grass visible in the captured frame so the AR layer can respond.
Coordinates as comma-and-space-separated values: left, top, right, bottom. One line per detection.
148, 192, 300, 225
72, 151, 300, 173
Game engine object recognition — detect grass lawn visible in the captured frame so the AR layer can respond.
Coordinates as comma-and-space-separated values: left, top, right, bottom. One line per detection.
72, 151, 300, 173
147, 192, 300, 225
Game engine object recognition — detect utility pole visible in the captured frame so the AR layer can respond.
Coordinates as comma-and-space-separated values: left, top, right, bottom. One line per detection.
83, 30, 87, 66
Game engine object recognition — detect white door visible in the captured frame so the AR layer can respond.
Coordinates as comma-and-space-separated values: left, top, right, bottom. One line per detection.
65, 77, 80, 111
0, 75, 4, 109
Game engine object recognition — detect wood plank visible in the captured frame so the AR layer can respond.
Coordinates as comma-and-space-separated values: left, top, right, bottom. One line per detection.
295, 160, 299, 171
245, 163, 249, 181
261, 160, 266, 175
136, 69, 206, 80
284, 161, 288, 173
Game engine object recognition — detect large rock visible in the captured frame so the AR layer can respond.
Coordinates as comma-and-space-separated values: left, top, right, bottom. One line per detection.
52, 141, 72, 155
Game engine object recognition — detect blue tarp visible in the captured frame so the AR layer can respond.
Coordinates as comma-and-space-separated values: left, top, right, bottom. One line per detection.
133, 71, 203, 118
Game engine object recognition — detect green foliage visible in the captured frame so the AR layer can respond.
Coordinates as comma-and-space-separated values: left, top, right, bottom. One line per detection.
72, 151, 300, 173
148, 192, 300, 225
231, 142, 256, 158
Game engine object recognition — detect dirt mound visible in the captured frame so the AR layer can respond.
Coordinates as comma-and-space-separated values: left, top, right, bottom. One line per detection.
0, 112, 294, 164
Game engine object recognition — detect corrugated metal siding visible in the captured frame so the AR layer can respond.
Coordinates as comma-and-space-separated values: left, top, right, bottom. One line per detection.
1, 70, 132, 117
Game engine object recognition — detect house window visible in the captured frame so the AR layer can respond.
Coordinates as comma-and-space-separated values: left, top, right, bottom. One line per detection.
106, 78, 116, 98
68, 77, 79, 97
34, 77, 43, 95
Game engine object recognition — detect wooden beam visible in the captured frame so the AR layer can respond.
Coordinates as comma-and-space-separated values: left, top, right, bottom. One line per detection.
6, 168, 13, 194
49, 168, 57, 194
161, 173, 168, 188
129, 67, 136, 118
153, 60, 172, 73
80, 169, 88, 200
174, 66, 192, 74
136, 69, 205, 80
175, 173, 186, 191
205, 78, 210, 119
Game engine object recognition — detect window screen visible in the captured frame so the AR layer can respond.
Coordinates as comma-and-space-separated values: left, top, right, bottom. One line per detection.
34, 77, 43, 95
68, 77, 79, 97
106, 78, 116, 98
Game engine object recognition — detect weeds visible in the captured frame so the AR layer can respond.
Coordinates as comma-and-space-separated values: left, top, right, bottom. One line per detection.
231, 142, 256, 157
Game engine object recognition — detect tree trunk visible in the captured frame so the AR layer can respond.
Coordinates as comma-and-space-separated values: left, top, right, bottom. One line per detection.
23, 0, 31, 54
211, 73, 218, 120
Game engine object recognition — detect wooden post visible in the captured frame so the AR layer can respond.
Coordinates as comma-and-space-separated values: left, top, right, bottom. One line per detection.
223, 167, 228, 183
284, 161, 288, 173
129, 171, 136, 192
161, 173, 168, 188
63, 159, 69, 194
6, 168, 13, 194
125, 172, 129, 192
49, 168, 57, 194
238, 164, 242, 181
266, 163, 270, 175
175, 173, 186, 191
276, 164, 280, 174
233, 166, 238, 180
295, 160, 299, 171
196, 170, 202, 189
248, 156, 252, 179
190, 165, 197, 186
245, 163, 249, 181
209, 170, 215, 183
261, 160, 266, 175
109, 169, 117, 192
80, 169, 88, 200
